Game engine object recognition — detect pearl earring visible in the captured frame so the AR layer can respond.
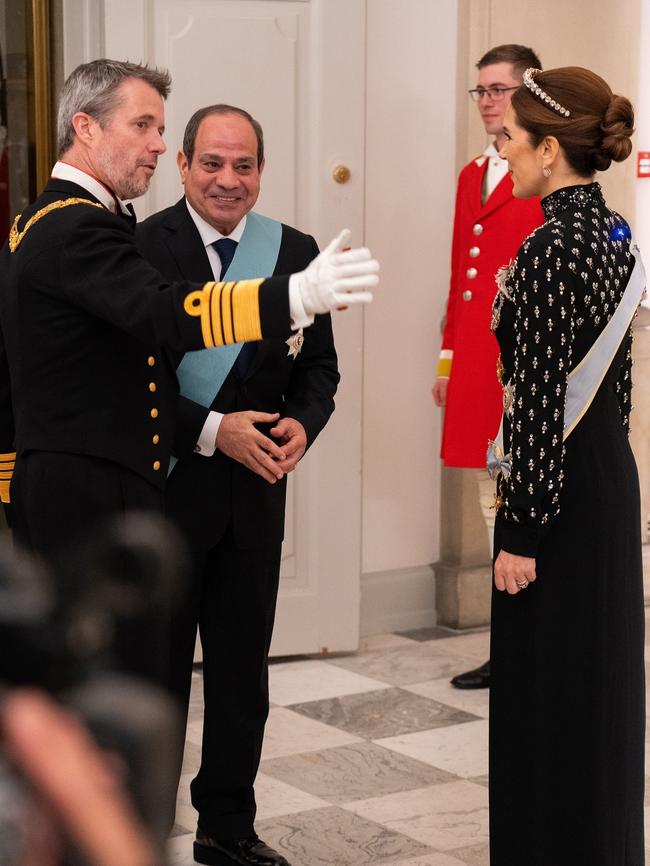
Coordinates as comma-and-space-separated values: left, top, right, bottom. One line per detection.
542, 166, 552, 178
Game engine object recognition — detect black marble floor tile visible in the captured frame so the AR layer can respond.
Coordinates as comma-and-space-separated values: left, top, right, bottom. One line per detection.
256, 805, 434, 866
261, 740, 456, 804
289, 687, 479, 740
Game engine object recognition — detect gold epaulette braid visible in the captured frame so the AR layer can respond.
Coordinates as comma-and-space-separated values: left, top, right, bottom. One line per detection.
9, 198, 105, 253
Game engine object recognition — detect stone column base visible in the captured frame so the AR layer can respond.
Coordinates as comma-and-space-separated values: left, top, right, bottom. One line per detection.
434, 560, 492, 629
436, 464, 492, 630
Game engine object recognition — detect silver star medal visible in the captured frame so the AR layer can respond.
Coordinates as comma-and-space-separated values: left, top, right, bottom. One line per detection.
286, 328, 304, 359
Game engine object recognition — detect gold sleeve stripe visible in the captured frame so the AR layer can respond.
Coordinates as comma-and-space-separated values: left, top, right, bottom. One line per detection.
184, 278, 264, 347
0, 452, 16, 461
0, 479, 10, 504
437, 357, 453, 378
220, 282, 236, 345
0, 470, 14, 479
210, 282, 225, 347
231, 279, 264, 343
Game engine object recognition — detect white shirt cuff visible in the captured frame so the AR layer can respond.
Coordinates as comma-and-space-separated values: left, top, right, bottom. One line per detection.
195, 410, 223, 457
288, 273, 315, 330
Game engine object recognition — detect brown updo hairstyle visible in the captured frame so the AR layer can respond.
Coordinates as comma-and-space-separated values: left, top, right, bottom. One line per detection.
511, 67, 634, 175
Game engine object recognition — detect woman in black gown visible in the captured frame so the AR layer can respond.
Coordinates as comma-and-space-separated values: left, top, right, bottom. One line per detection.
489, 67, 643, 865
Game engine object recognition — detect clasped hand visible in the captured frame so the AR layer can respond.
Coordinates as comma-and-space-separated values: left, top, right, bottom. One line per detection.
216, 411, 307, 483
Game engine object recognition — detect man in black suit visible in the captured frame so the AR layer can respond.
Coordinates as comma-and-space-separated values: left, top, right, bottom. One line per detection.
0, 61, 378, 687
136, 105, 339, 866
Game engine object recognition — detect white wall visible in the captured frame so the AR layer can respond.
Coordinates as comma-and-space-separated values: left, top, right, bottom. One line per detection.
362, 0, 458, 578
635, 0, 650, 252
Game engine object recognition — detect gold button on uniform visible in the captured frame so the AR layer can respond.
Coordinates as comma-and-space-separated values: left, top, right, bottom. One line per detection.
469, 246, 480, 258
153, 461, 161, 471
150, 408, 159, 418
466, 267, 478, 279
147, 356, 156, 367
463, 290, 473, 301
149, 382, 157, 393
473, 223, 483, 235
152, 434, 160, 444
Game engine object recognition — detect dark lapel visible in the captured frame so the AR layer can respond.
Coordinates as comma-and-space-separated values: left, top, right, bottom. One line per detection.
160, 197, 214, 283
164, 200, 285, 380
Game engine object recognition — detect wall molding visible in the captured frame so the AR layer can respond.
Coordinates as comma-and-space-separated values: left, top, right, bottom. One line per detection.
360, 565, 437, 636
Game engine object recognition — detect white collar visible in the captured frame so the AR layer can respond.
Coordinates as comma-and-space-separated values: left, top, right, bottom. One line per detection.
51, 161, 132, 215
483, 142, 500, 159
185, 199, 246, 246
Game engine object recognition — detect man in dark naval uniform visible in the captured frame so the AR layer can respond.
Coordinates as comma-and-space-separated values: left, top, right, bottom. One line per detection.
0, 60, 378, 683
137, 104, 339, 866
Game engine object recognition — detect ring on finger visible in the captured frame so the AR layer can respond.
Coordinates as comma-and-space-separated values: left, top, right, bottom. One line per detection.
516, 578, 529, 589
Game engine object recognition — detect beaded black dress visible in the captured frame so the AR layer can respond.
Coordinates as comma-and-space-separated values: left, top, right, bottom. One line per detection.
489, 183, 645, 866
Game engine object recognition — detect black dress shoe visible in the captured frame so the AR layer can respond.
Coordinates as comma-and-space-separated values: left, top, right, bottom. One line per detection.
450, 659, 490, 689
194, 830, 291, 866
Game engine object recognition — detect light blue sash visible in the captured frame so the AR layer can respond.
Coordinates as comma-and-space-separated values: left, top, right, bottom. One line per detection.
169, 212, 282, 474
487, 244, 646, 480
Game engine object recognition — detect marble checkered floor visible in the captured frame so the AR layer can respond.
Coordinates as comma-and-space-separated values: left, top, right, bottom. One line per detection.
168, 612, 650, 866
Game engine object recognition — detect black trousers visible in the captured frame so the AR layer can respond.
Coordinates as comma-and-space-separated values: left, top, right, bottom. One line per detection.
166, 524, 282, 838
11, 450, 167, 683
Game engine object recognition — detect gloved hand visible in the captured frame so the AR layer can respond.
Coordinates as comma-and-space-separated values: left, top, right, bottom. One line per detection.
290, 229, 379, 319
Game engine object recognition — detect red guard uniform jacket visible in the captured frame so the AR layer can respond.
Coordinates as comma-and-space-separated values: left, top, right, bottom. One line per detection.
439, 155, 543, 467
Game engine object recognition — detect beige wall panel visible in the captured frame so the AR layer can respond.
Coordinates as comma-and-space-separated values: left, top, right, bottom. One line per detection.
362, 0, 458, 574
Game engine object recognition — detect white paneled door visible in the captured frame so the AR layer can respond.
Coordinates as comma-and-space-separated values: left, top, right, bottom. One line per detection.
95, 0, 366, 654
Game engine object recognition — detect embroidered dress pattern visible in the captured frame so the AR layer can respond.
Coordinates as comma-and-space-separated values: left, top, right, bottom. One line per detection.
492, 182, 633, 528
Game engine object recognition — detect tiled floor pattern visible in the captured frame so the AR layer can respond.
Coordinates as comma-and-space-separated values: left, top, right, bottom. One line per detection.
169, 605, 650, 865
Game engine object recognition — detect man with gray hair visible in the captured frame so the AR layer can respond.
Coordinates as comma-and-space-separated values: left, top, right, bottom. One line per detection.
0, 59, 378, 684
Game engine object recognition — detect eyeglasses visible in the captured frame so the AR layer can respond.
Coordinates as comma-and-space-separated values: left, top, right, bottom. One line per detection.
468, 86, 519, 102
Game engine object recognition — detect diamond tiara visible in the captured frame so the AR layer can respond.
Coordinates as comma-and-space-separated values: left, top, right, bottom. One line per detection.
522, 68, 571, 117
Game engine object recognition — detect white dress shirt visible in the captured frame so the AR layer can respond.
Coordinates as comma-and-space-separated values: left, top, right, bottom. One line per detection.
51, 161, 134, 214
482, 142, 509, 201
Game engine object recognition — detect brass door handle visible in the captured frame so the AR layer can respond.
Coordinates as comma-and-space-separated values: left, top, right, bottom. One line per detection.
332, 164, 351, 184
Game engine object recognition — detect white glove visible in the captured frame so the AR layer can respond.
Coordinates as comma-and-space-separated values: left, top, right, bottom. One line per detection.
289, 229, 379, 326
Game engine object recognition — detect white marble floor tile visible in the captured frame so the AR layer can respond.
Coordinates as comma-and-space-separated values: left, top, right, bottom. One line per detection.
448, 843, 489, 865
167, 832, 195, 866
255, 772, 330, 820
390, 855, 469, 866
423, 633, 490, 662
269, 658, 390, 705
324, 644, 483, 687
349, 780, 488, 852
180, 739, 201, 775
186, 717, 203, 747
173, 772, 195, 834
262, 706, 362, 759
376, 720, 489, 779
360, 633, 418, 651
174, 767, 329, 829
404, 679, 489, 719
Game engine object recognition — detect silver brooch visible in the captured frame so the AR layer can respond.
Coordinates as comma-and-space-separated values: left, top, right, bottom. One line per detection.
286, 328, 304, 359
